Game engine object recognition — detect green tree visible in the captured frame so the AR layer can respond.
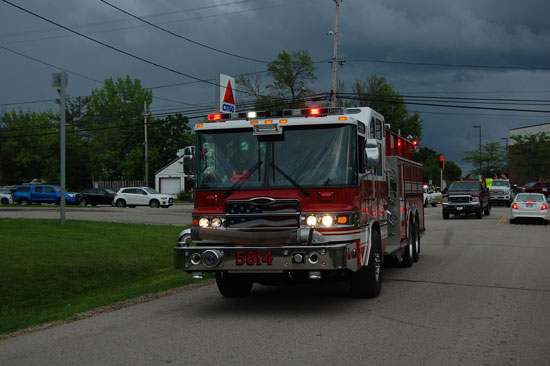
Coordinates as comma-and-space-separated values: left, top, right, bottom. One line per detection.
148, 113, 194, 184
266, 50, 316, 108
85, 76, 152, 181
509, 132, 550, 180
0, 110, 56, 184
413, 146, 462, 186
351, 74, 422, 140
463, 141, 506, 177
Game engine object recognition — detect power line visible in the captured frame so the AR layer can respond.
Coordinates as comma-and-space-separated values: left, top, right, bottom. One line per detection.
0, 0, 250, 94
0, 44, 103, 83
346, 58, 550, 71
100, 0, 269, 64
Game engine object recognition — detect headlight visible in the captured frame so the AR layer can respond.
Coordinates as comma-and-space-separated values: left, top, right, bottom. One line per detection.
472, 196, 480, 202
321, 215, 334, 226
198, 217, 210, 228
211, 217, 222, 229
68, 193, 75, 197
306, 215, 317, 226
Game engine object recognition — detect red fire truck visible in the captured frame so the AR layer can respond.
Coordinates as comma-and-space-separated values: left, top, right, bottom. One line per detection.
175, 106, 424, 298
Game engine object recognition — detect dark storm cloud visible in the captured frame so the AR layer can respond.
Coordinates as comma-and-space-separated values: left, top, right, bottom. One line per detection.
1, 0, 549, 174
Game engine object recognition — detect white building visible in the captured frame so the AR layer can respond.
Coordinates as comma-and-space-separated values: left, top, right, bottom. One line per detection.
509, 122, 550, 145
154, 155, 188, 195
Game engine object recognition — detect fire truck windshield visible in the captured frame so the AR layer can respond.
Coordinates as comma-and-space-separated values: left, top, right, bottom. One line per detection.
196, 124, 357, 190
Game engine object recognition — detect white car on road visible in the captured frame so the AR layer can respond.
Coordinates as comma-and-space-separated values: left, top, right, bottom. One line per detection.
423, 186, 442, 207
510, 193, 549, 225
114, 187, 174, 208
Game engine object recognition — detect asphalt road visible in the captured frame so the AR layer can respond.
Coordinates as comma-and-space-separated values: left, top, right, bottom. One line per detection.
1, 205, 549, 365
0, 204, 194, 226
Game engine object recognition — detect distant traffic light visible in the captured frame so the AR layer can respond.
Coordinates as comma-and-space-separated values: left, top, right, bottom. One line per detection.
439, 156, 445, 170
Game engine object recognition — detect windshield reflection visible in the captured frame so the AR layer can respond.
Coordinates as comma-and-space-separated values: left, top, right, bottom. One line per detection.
196, 125, 357, 190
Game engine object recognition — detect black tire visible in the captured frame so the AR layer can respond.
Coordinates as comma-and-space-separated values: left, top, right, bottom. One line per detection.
476, 206, 483, 219
424, 198, 428, 208
506, 201, 511, 208
1, 197, 8, 205
149, 200, 160, 208
80, 198, 87, 206
509, 218, 515, 224
484, 202, 491, 216
350, 230, 382, 298
128, 205, 136, 208
20, 198, 29, 205
116, 199, 126, 208
413, 220, 420, 262
442, 210, 449, 220
215, 272, 253, 298
401, 220, 414, 268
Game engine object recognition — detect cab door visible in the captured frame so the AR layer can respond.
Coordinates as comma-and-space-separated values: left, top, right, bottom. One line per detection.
33, 186, 44, 202
43, 186, 58, 203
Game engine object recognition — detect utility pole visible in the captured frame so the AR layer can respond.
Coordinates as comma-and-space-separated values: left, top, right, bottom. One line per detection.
52, 72, 67, 225
330, 0, 342, 107
501, 137, 509, 177
144, 100, 149, 187
473, 125, 481, 175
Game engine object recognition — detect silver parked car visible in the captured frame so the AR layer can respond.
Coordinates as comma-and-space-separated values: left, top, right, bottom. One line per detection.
510, 193, 549, 225
0, 189, 13, 205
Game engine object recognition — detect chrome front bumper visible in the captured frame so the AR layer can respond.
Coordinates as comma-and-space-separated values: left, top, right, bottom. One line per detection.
174, 228, 360, 273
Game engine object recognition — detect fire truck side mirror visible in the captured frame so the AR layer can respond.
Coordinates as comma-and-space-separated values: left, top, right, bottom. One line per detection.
183, 155, 195, 175
365, 138, 380, 169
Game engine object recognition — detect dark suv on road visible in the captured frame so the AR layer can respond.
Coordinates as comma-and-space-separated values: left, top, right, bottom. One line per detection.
442, 180, 490, 219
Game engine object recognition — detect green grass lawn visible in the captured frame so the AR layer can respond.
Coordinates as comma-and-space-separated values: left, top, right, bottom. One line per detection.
0, 219, 198, 335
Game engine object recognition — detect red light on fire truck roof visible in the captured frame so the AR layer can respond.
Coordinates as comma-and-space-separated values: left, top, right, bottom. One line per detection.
412, 140, 418, 146
310, 108, 320, 116
207, 113, 222, 121
196, 123, 204, 128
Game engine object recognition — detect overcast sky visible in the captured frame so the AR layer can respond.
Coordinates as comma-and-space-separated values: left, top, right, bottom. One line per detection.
1, 0, 550, 175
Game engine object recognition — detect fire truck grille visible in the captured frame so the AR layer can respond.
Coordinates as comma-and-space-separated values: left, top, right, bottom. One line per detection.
226, 199, 300, 229
449, 196, 470, 203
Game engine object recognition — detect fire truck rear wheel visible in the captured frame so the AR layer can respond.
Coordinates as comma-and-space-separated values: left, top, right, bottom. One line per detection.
401, 220, 414, 268
413, 220, 420, 263
350, 230, 382, 298
215, 272, 253, 298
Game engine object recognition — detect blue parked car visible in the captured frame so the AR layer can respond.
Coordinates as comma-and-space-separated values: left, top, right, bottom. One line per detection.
13, 185, 81, 205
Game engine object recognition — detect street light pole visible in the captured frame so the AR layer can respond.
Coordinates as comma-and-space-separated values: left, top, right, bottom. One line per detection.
501, 137, 509, 177
144, 100, 148, 187
473, 125, 481, 175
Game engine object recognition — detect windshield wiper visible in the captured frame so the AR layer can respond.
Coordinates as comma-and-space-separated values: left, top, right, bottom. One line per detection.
271, 162, 310, 196
224, 160, 262, 199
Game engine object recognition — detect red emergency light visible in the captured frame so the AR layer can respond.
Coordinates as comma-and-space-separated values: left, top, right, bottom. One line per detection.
208, 113, 222, 121
310, 108, 320, 116
412, 140, 418, 146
